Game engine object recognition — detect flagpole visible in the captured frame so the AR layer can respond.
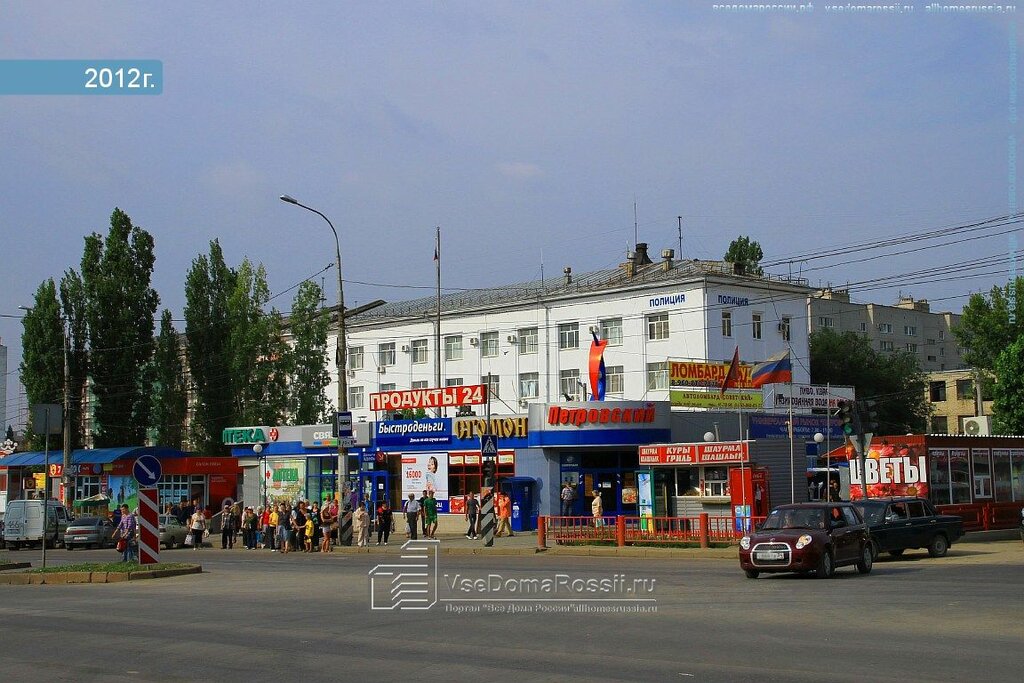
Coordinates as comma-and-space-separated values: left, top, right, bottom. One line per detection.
789, 393, 795, 504
434, 226, 442, 417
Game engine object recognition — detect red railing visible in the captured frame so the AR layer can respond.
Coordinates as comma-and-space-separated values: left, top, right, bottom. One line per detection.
541, 514, 766, 548
937, 502, 1022, 532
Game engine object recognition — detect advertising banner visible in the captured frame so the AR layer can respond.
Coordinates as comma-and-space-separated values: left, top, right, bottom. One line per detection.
849, 442, 928, 500
670, 389, 763, 409
105, 475, 138, 512
266, 457, 306, 503
768, 384, 855, 410
370, 384, 487, 412
670, 360, 754, 389
401, 453, 449, 512
749, 414, 843, 440
639, 442, 751, 465
375, 419, 452, 448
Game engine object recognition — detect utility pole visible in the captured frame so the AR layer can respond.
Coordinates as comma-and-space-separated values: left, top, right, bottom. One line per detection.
435, 226, 442, 417
62, 320, 71, 505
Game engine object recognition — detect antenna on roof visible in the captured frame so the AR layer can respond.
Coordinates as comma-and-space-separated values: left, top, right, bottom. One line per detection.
633, 198, 639, 247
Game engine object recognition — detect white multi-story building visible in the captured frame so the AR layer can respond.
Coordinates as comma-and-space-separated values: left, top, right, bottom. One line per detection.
339, 246, 813, 422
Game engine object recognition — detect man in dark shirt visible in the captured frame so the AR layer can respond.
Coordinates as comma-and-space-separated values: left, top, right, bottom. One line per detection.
465, 493, 480, 540
418, 489, 428, 536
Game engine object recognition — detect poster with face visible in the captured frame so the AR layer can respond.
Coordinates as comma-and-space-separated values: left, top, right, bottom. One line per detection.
401, 453, 449, 512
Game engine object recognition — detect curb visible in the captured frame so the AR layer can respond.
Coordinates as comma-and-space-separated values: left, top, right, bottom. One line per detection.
0, 562, 32, 571
0, 564, 202, 585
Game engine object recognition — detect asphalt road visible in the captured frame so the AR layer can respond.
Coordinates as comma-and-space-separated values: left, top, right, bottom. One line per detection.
1, 543, 1022, 682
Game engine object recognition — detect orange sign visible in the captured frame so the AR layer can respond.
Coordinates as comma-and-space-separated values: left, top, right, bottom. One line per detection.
669, 360, 754, 389
639, 442, 751, 465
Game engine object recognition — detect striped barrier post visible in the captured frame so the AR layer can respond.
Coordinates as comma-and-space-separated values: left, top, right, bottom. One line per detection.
341, 510, 353, 546
138, 488, 160, 565
481, 490, 495, 548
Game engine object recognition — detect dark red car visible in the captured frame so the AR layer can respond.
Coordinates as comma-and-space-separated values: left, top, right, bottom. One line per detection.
738, 502, 874, 579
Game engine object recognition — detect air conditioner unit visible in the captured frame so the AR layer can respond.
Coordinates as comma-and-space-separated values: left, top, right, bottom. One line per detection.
377, 366, 386, 374
469, 337, 479, 346
401, 345, 410, 353
347, 369, 356, 378
507, 335, 518, 344
962, 416, 991, 436
518, 399, 529, 408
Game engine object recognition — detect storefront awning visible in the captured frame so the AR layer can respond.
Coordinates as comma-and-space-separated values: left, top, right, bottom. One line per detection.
1, 446, 191, 467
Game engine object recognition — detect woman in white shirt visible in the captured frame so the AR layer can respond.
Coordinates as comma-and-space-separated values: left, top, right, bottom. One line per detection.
189, 508, 207, 549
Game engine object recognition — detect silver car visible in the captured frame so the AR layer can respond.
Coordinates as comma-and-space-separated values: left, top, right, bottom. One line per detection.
64, 516, 116, 550
159, 515, 190, 549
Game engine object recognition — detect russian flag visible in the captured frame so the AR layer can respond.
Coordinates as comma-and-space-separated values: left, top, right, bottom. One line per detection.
750, 350, 792, 388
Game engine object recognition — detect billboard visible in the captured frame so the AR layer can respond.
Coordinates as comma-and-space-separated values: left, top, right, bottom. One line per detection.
369, 384, 487, 412
669, 360, 754, 389
768, 384, 855, 410
401, 453, 449, 512
670, 389, 763, 409
375, 419, 452, 448
639, 442, 751, 465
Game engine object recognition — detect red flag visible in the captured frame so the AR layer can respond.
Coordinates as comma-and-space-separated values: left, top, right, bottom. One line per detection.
719, 346, 740, 398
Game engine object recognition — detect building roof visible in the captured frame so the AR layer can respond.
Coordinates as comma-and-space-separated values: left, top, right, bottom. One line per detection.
0, 446, 191, 467
348, 258, 810, 324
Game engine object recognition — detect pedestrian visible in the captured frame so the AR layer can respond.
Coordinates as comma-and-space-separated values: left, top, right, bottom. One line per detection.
423, 490, 438, 539
320, 500, 334, 553
418, 489, 429, 537
303, 513, 315, 552
376, 499, 392, 546
277, 503, 291, 553
353, 502, 369, 547
114, 503, 138, 562
560, 480, 576, 517
266, 505, 277, 551
328, 497, 340, 548
465, 493, 480, 539
310, 503, 322, 552
244, 507, 259, 549
221, 503, 236, 549
591, 489, 604, 527
495, 491, 512, 537
230, 502, 242, 545
405, 493, 420, 540
292, 501, 308, 553
189, 505, 207, 550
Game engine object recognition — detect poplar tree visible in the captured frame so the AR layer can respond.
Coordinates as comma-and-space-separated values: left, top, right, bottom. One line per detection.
19, 279, 64, 450
287, 280, 330, 424
152, 309, 187, 449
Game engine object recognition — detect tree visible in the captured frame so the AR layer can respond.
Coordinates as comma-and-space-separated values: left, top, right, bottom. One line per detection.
287, 280, 330, 424
991, 335, 1024, 435
809, 329, 930, 433
953, 277, 1024, 374
59, 268, 88, 450
80, 208, 159, 446
151, 309, 187, 449
19, 279, 64, 450
723, 236, 764, 276
185, 240, 236, 455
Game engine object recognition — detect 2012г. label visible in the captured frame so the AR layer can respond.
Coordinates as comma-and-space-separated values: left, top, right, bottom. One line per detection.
84, 67, 154, 89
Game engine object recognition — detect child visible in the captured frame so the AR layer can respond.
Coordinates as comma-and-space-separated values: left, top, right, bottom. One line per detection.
303, 515, 314, 552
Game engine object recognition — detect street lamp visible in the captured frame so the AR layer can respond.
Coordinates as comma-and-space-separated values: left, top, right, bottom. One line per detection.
814, 432, 825, 501
279, 194, 350, 510
253, 443, 265, 508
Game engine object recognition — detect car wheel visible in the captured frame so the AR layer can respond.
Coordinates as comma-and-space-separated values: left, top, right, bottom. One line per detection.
814, 549, 835, 579
856, 544, 873, 574
744, 569, 759, 579
927, 534, 948, 558
869, 540, 879, 561
66, 544, 74, 551
888, 549, 905, 557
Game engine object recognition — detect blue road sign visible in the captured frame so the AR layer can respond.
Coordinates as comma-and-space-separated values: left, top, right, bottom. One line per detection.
133, 455, 162, 487
481, 434, 499, 458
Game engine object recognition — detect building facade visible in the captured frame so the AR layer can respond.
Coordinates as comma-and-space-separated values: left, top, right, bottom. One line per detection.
925, 369, 994, 434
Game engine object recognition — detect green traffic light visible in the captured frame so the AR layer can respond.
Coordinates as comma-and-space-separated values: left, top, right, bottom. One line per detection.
843, 424, 854, 435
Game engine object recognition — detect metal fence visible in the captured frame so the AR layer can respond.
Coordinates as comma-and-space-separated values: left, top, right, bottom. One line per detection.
544, 514, 766, 546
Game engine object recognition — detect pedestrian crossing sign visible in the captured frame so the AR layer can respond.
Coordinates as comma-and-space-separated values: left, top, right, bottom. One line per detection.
481, 434, 498, 457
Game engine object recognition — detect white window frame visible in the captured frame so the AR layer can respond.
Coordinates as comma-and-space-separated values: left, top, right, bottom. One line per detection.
380, 382, 396, 393
518, 327, 539, 355
751, 313, 762, 340
445, 377, 463, 387
647, 313, 669, 341
348, 346, 364, 370
444, 335, 463, 361
721, 311, 732, 338
480, 331, 499, 358
904, 325, 917, 337
605, 365, 624, 395
600, 318, 623, 346
646, 361, 669, 391
519, 372, 539, 399
482, 375, 500, 400
558, 323, 579, 350
559, 369, 582, 400
378, 342, 396, 367
411, 380, 429, 390
349, 386, 365, 409
780, 316, 791, 342
818, 316, 834, 329
411, 339, 428, 364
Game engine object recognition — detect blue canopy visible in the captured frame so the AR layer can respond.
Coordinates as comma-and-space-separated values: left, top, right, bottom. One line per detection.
0, 446, 190, 467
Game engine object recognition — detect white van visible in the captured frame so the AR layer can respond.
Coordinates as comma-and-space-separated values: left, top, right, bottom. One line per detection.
3, 499, 71, 550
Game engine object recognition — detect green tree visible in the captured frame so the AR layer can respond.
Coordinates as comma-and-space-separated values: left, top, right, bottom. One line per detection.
723, 236, 764, 276
953, 277, 1024, 374
810, 329, 930, 433
991, 335, 1024, 434
287, 280, 330, 424
151, 309, 187, 449
59, 268, 88, 450
80, 208, 159, 446
184, 240, 236, 454
19, 279, 64, 450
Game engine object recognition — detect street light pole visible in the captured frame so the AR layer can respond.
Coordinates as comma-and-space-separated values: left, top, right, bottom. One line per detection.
280, 195, 349, 507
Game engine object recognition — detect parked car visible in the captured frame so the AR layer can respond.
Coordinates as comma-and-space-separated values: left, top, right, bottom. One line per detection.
159, 514, 189, 549
64, 516, 116, 550
3, 499, 72, 550
738, 502, 873, 579
853, 497, 964, 559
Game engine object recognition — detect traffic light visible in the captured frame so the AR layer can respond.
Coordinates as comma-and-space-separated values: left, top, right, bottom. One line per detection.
859, 399, 879, 434
838, 400, 857, 436
482, 459, 496, 488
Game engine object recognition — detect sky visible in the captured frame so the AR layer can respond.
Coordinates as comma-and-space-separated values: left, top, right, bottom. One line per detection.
1, 2, 1021, 430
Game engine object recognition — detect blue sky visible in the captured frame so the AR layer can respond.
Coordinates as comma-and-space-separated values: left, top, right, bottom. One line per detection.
1, 2, 1020, 428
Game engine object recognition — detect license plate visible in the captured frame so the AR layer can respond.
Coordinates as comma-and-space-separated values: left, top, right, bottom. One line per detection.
757, 551, 785, 560
73, 536, 88, 541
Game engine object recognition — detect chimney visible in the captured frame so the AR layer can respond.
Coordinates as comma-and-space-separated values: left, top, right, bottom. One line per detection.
634, 242, 652, 265
563, 266, 572, 286
661, 248, 675, 272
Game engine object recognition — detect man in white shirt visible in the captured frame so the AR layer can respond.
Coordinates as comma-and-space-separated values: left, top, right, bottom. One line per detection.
405, 493, 421, 540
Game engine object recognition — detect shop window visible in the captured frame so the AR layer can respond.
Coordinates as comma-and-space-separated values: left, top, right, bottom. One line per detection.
448, 454, 515, 498
949, 450, 971, 503
480, 331, 499, 358
702, 467, 729, 497
518, 327, 538, 355
558, 323, 579, 350
677, 469, 697, 496
156, 475, 206, 508
74, 476, 103, 500
972, 449, 992, 499
929, 381, 946, 402
600, 318, 623, 346
646, 362, 668, 391
751, 313, 762, 340
348, 346, 364, 370
605, 365, 624, 395
444, 335, 463, 361
646, 313, 669, 341
411, 339, 428, 364
992, 449, 1012, 502
928, 450, 951, 506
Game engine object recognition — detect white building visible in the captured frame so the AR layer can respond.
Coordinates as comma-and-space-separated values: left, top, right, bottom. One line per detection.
339, 246, 813, 422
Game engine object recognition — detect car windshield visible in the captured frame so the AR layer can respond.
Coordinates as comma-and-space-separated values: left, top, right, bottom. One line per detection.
854, 504, 886, 525
159, 515, 176, 525
69, 517, 102, 526
762, 507, 826, 530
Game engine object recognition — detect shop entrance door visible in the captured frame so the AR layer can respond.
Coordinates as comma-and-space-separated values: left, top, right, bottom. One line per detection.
359, 471, 390, 519
580, 469, 636, 517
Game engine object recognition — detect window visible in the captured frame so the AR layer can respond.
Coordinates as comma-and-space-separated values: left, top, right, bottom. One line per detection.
445, 377, 463, 387
879, 340, 894, 352
972, 449, 992, 499
480, 331, 499, 358
349, 386, 365, 409
938, 330, 945, 340
956, 379, 973, 400
559, 369, 582, 400
647, 313, 669, 341
558, 323, 579, 350
411, 339, 428, 364
482, 374, 500, 400
929, 381, 947, 402
878, 323, 893, 334
721, 311, 732, 338
445, 335, 463, 361
519, 372, 539, 399
927, 355, 937, 362
380, 382, 396, 392
74, 476, 103, 500
412, 380, 429, 390
518, 327, 538, 355
448, 454, 515, 500
751, 313, 762, 340
904, 325, 917, 336
931, 415, 949, 433
155, 475, 206, 508
818, 316, 834, 328
646, 362, 669, 391
606, 365, 624, 395
858, 322, 867, 332
939, 347, 945, 356
702, 467, 729, 497
600, 318, 623, 346
348, 346, 364, 370
779, 316, 791, 342
378, 342, 396, 367
905, 343, 918, 353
